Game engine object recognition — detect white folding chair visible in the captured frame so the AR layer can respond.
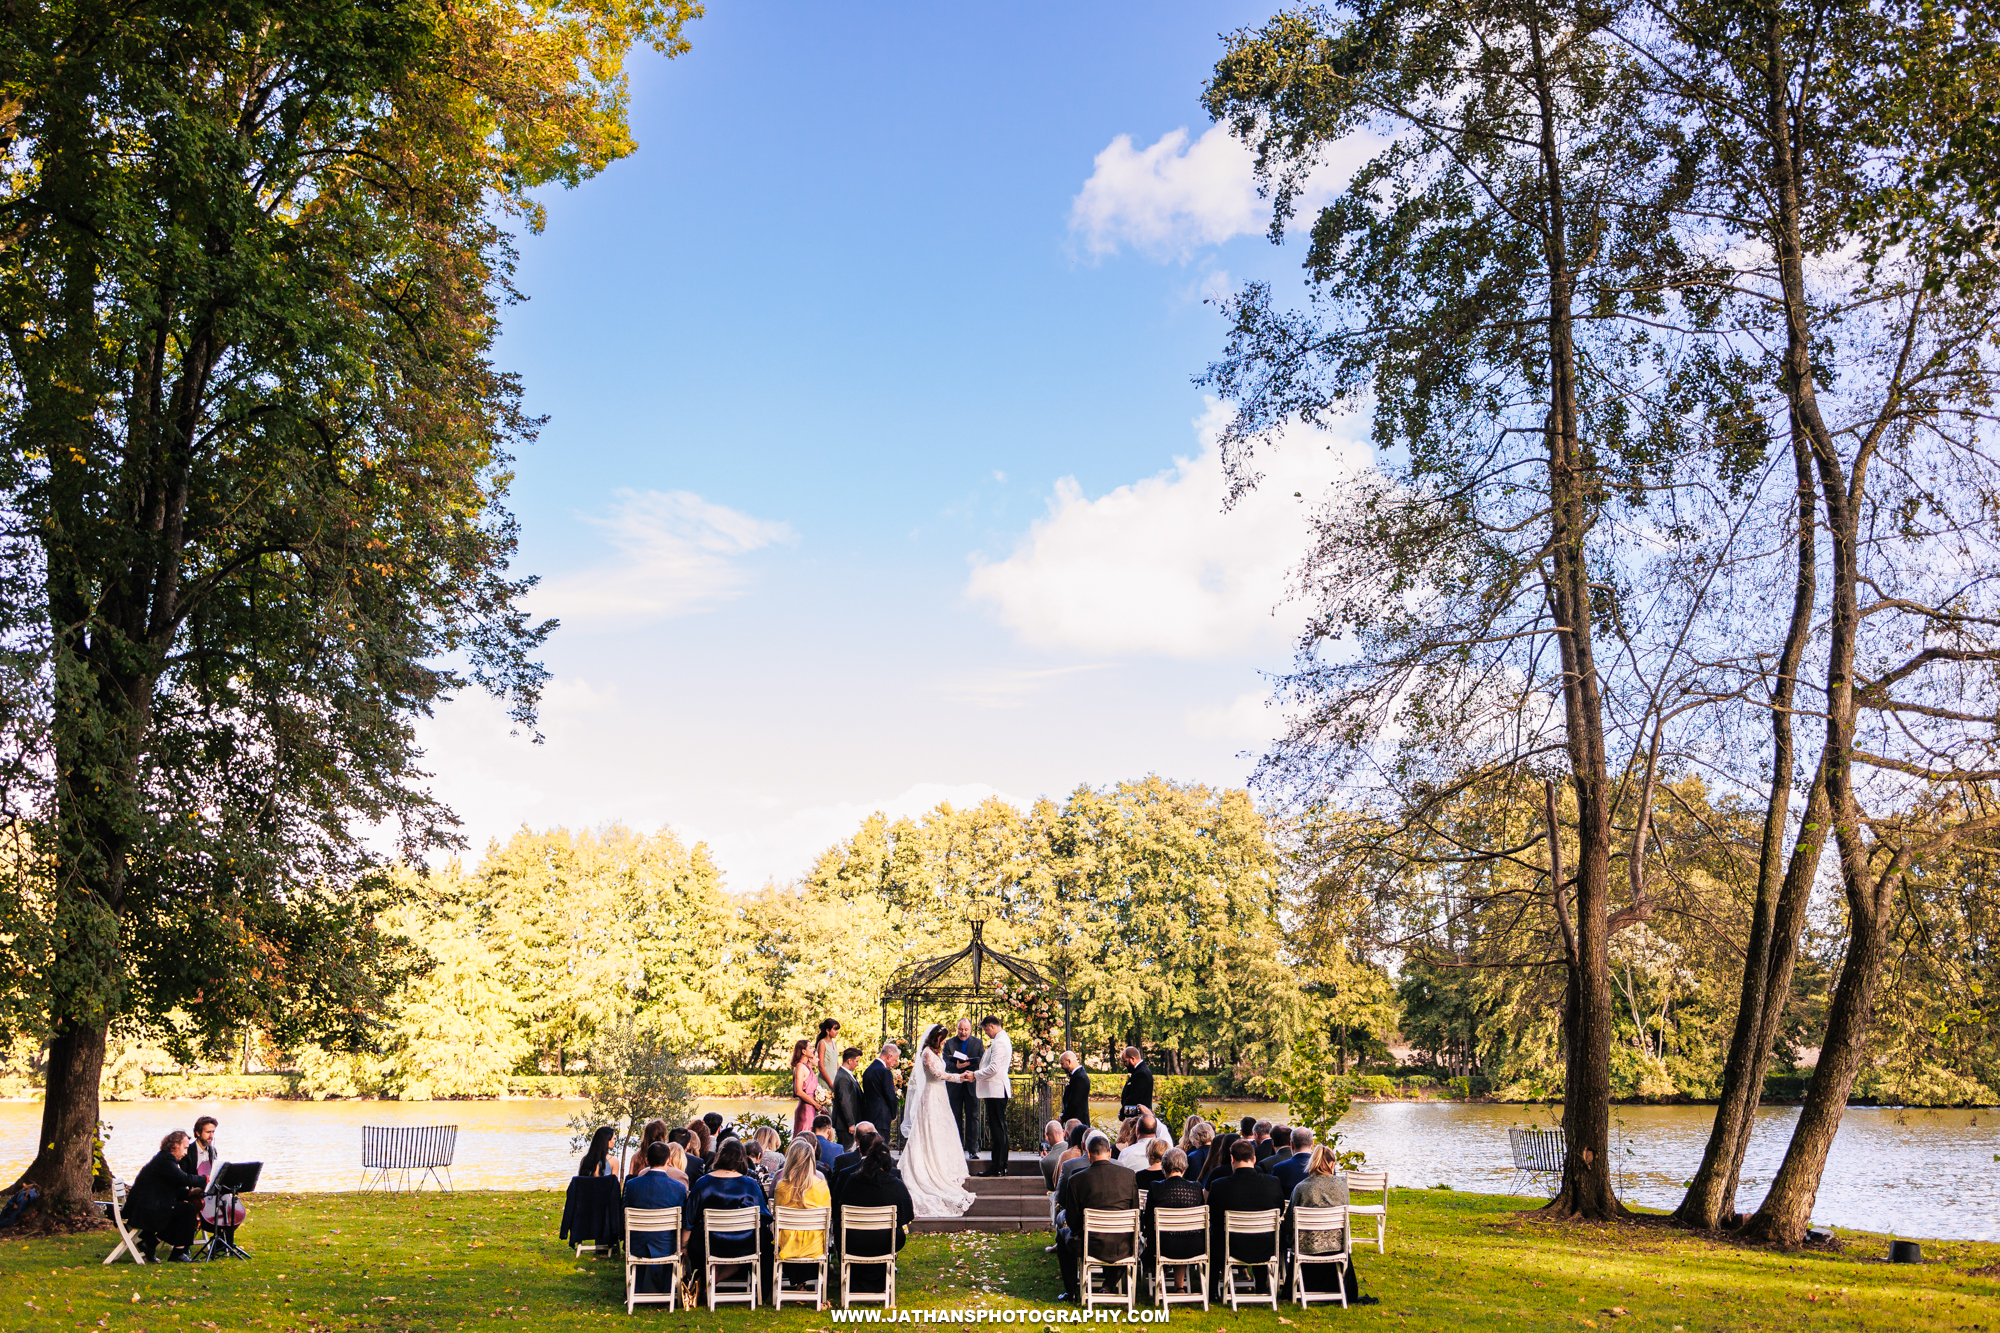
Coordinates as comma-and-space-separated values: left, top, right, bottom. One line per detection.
773, 1205, 830, 1310
102, 1179, 145, 1266
838, 1205, 900, 1308
1080, 1208, 1143, 1313
1287, 1206, 1351, 1308
1222, 1209, 1282, 1310
623, 1206, 683, 1314
1150, 1206, 1209, 1312
700, 1207, 761, 1310
1345, 1171, 1389, 1253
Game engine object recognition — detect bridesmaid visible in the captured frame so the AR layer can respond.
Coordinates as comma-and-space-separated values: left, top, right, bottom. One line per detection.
789, 1039, 820, 1137
815, 1017, 842, 1093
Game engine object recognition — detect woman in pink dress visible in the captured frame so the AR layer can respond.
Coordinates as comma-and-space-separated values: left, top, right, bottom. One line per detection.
790, 1039, 820, 1136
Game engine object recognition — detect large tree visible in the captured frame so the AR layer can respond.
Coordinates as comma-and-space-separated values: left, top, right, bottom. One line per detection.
0, 0, 696, 1219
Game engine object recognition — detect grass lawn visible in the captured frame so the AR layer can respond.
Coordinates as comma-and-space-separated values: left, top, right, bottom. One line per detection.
2, 1188, 1994, 1332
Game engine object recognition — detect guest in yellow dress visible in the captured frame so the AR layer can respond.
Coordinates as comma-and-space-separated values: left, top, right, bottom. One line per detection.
773, 1137, 832, 1297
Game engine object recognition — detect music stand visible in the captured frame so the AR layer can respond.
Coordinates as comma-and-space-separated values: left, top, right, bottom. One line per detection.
196, 1162, 261, 1261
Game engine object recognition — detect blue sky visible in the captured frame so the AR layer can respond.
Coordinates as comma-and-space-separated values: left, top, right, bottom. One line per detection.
420, 0, 1374, 886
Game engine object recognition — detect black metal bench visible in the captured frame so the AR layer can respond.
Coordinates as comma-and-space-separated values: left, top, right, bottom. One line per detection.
361, 1124, 458, 1192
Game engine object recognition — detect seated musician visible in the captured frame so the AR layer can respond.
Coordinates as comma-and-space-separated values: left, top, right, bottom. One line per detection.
129, 1131, 205, 1262
624, 1142, 688, 1294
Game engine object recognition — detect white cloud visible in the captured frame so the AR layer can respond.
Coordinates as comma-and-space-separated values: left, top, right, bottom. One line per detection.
934, 663, 1113, 710
701, 782, 1022, 891
534, 488, 796, 629
1069, 124, 1386, 261
1187, 689, 1280, 743
965, 401, 1367, 659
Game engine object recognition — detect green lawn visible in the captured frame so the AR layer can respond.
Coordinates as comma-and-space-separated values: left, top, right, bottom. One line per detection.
3, 1188, 1994, 1331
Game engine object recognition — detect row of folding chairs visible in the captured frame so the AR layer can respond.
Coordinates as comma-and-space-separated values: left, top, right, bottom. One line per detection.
621, 1204, 902, 1314
1124, 1171, 1389, 1256
1076, 1205, 1359, 1314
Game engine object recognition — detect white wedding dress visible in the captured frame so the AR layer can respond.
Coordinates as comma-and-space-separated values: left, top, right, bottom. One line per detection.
901, 1047, 976, 1218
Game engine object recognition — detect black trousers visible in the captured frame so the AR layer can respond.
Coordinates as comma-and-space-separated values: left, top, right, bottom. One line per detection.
1058, 1236, 1134, 1299
983, 1097, 1009, 1174
138, 1201, 199, 1256
948, 1083, 979, 1151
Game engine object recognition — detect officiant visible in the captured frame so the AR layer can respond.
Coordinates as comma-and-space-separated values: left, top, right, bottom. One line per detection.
943, 1017, 983, 1153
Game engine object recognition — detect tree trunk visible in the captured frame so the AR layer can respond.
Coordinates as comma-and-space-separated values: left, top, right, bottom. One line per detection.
1675, 421, 1827, 1230
22, 1021, 109, 1217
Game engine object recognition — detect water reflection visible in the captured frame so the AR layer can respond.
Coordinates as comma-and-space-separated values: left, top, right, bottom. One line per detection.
2, 1097, 1992, 1240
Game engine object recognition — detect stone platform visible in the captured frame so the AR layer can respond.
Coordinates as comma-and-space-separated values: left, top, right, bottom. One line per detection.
904, 1153, 1052, 1234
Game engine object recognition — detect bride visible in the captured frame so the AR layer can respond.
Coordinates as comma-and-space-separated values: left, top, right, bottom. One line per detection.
900, 1023, 977, 1218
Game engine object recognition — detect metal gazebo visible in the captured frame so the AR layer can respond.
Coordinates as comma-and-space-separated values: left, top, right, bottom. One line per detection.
878, 907, 1072, 1128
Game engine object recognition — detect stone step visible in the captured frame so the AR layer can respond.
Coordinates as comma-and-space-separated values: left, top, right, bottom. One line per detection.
910, 1215, 1049, 1234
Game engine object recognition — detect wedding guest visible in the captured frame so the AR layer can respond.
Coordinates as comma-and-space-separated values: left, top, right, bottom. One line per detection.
752, 1127, 788, 1185
1059, 1051, 1090, 1127
790, 1039, 822, 1137
1053, 1124, 1091, 1199
703, 1111, 731, 1142
1207, 1139, 1285, 1298
831, 1126, 877, 1191
812, 1113, 842, 1173
1239, 1115, 1257, 1139
579, 1126, 619, 1179
773, 1137, 832, 1296
686, 1118, 715, 1164
1260, 1125, 1294, 1174
1273, 1129, 1314, 1193
1198, 1131, 1239, 1188
128, 1130, 205, 1262
1118, 1046, 1154, 1118
1114, 1117, 1148, 1171
669, 1127, 708, 1184
1055, 1133, 1139, 1303
1134, 1138, 1169, 1193
627, 1119, 670, 1177
832, 1047, 865, 1147
624, 1142, 688, 1296
1039, 1120, 1067, 1189
1184, 1120, 1214, 1180
1252, 1120, 1275, 1162
661, 1142, 692, 1188
1142, 1109, 1173, 1148
1144, 1147, 1207, 1294
831, 1140, 912, 1295
1288, 1144, 1354, 1298
685, 1138, 771, 1302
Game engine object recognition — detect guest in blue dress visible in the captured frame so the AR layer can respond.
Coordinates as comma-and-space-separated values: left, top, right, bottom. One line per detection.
624, 1143, 689, 1293
686, 1138, 772, 1299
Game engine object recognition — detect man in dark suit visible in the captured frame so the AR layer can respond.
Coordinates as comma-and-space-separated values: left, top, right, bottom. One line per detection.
944, 1018, 984, 1153
1055, 1134, 1140, 1302
1060, 1051, 1091, 1127
831, 1127, 877, 1188
1118, 1046, 1153, 1118
1272, 1129, 1313, 1194
831, 1047, 866, 1147
128, 1130, 205, 1262
860, 1045, 900, 1139
1208, 1139, 1286, 1299
832, 1141, 914, 1296
623, 1143, 689, 1293
811, 1114, 843, 1173
1258, 1125, 1291, 1171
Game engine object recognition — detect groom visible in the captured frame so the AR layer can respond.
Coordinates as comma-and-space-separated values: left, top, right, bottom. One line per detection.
972, 1014, 1012, 1177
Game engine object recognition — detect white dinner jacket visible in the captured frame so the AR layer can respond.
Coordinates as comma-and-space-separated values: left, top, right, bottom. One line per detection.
974, 1028, 1013, 1099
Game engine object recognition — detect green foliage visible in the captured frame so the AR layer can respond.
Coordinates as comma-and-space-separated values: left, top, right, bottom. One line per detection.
1275, 1038, 1362, 1167
731, 1111, 794, 1149
567, 1014, 694, 1164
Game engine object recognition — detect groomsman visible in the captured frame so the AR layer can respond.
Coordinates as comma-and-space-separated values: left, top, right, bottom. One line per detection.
861, 1043, 901, 1139
1059, 1051, 1090, 1127
1118, 1045, 1154, 1118
832, 1046, 866, 1147
944, 1018, 984, 1153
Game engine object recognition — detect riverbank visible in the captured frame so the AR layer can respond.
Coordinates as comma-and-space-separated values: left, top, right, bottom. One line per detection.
4, 1187, 1993, 1331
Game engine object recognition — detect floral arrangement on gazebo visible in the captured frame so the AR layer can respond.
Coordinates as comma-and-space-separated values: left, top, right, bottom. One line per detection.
991, 977, 1063, 1077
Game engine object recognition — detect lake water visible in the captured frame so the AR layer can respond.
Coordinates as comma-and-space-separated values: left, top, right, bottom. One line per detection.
5, 1097, 1994, 1240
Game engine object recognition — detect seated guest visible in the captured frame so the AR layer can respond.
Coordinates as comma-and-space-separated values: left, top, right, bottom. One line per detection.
1239, 1115, 1257, 1140
624, 1142, 689, 1294
1273, 1128, 1315, 1194
831, 1140, 912, 1295
1039, 1119, 1067, 1190
668, 1127, 708, 1183
128, 1130, 205, 1262
751, 1127, 788, 1184
812, 1114, 842, 1173
1134, 1138, 1169, 1194
1117, 1111, 1167, 1170
704, 1110, 731, 1144
1184, 1120, 1214, 1181
1288, 1144, 1355, 1298
627, 1119, 670, 1177
686, 1118, 715, 1164
1111, 1116, 1140, 1166
661, 1142, 692, 1187
831, 1125, 877, 1187
685, 1138, 771, 1301
1055, 1133, 1139, 1302
1252, 1120, 1275, 1162
1198, 1131, 1238, 1188
1144, 1147, 1207, 1293
773, 1137, 833, 1294
579, 1126, 619, 1178
1208, 1138, 1285, 1298
1259, 1125, 1294, 1175
1050, 1123, 1092, 1226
